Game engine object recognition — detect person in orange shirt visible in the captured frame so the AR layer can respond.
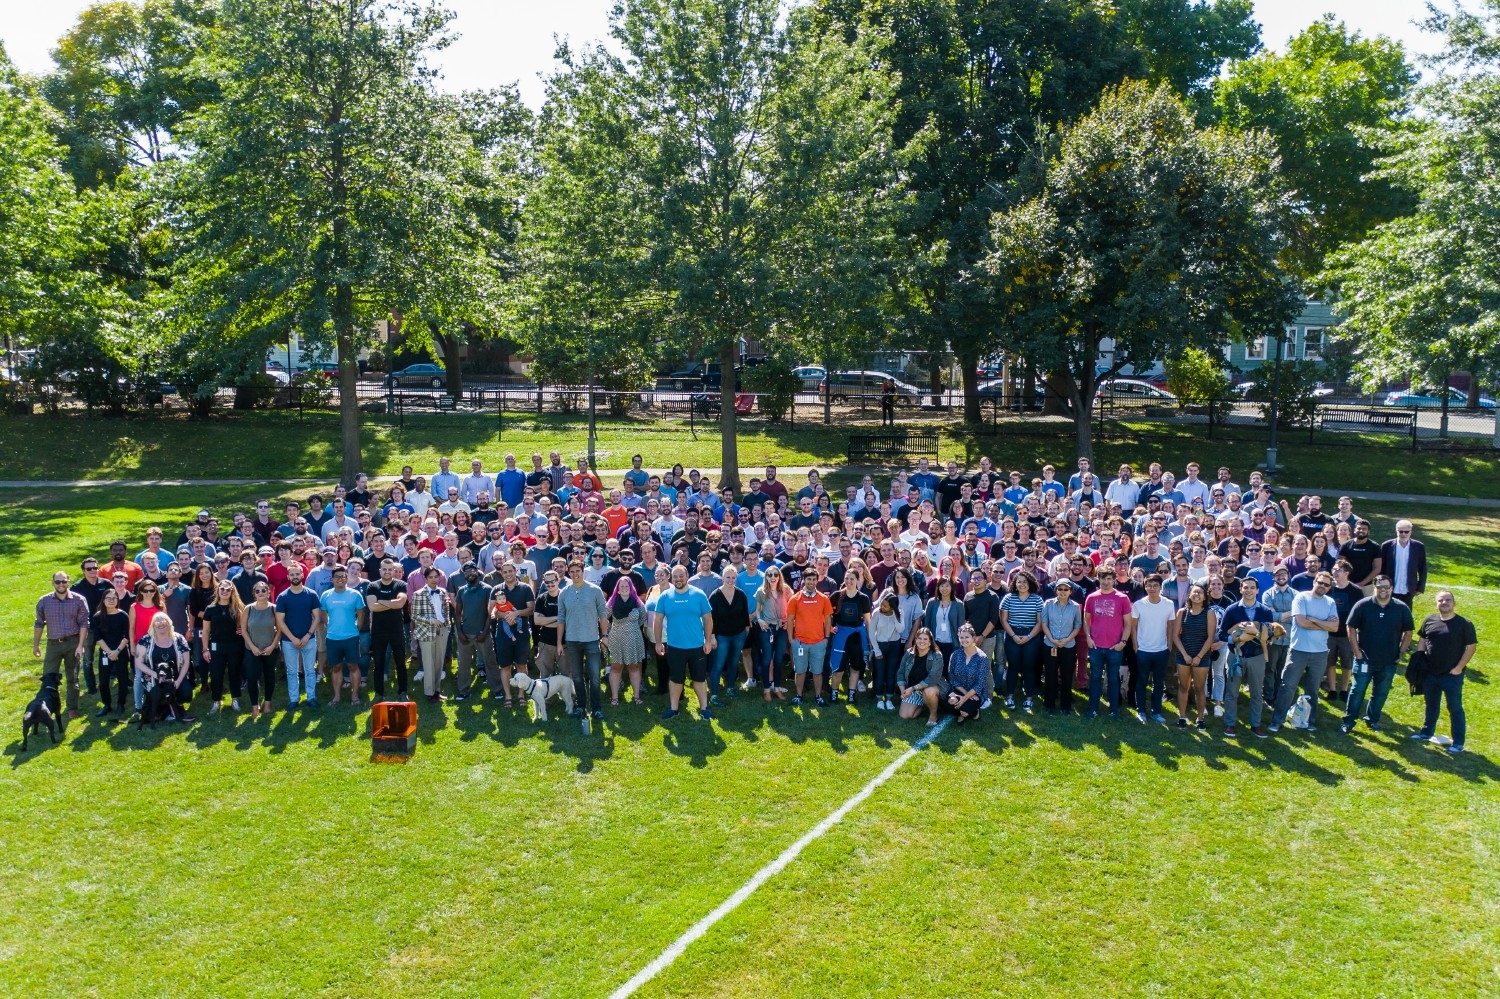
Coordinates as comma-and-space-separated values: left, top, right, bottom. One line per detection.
601, 489, 631, 539
786, 569, 833, 706
574, 457, 603, 495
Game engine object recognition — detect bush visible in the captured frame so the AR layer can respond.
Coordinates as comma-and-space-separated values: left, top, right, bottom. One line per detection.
744, 358, 801, 423
1247, 360, 1322, 428
290, 371, 334, 409
1164, 346, 1231, 406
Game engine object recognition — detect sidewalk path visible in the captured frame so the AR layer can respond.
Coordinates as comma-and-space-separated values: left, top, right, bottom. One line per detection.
2, 472, 1496, 509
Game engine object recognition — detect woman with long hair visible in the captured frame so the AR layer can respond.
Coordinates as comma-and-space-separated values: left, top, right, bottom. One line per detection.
896, 628, 947, 725
1173, 582, 1218, 729
200, 579, 246, 714
923, 576, 965, 665
605, 576, 648, 705
1000, 570, 1044, 712
452, 508, 474, 547
134, 612, 195, 723
240, 579, 279, 719
870, 592, 905, 710
92, 587, 132, 720
754, 565, 790, 700
129, 578, 167, 653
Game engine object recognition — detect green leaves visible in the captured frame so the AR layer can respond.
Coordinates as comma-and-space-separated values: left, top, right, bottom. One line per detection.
980, 80, 1298, 453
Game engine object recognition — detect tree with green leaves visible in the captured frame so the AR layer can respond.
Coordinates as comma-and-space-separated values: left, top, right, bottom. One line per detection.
816, 0, 1261, 423
980, 80, 1299, 459
0, 46, 136, 410
171, 0, 494, 479
522, 0, 900, 488
1319, 3, 1500, 425
1213, 16, 1416, 285
41, 0, 217, 189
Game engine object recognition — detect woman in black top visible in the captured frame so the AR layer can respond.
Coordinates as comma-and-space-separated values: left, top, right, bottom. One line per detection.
201, 580, 247, 713
896, 628, 948, 725
92, 588, 132, 719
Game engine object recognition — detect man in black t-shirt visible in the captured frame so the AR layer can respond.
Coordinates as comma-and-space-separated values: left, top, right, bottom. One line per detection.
365, 559, 409, 699
1342, 576, 1413, 733
1413, 592, 1478, 753
1340, 520, 1382, 592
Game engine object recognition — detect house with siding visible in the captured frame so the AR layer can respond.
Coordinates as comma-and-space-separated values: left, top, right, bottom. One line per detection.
1223, 299, 1341, 372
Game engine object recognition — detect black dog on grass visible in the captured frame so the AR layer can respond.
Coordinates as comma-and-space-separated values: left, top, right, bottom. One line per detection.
138, 676, 176, 729
21, 676, 61, 751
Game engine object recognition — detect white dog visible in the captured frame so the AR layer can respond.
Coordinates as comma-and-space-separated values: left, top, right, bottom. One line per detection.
510, 672, 575, 722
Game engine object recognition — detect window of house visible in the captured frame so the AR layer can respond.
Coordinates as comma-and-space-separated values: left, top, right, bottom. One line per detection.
1244, 335, 1267, 361
1302, 327, 1323, 360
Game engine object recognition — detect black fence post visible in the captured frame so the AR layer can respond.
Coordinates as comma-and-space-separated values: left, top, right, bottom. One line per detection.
497, 389, 504, 438
1411, 404, 1419, 452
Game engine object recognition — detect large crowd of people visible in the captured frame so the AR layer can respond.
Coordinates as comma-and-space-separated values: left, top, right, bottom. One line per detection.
32, 451, 1478, 752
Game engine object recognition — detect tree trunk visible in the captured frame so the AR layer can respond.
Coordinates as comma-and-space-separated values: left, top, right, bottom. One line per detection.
958, 354, 981, 424
927, 354, 943, 408
1466, 376, 1480, 411
718, 340, 741, 493
1064, 371, 1094, 464
1439, 375, 1450, 438
822, 351, 832, 426
431, 321, 463, 398
1041, 370, 1069, 416
336, 294, 362, 483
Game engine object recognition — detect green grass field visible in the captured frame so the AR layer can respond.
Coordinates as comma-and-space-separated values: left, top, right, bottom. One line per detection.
3, 411, 1497, 499
2, 479, 1497, 998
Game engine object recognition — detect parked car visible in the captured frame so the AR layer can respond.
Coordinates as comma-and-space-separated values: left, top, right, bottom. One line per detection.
702, 355, 768, 389
263, 368, 291, 386
816, 370, 921, 405
975, 379, 1045, 409
384, 363, 447, 389
1383, 387, 1496, 410
1096, 378, 1177, 405
791, 365, 827, 391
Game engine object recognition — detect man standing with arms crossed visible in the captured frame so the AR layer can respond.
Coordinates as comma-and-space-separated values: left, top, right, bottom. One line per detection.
786, 568, 834, 707
558, 559, 609, 722
1270, 571, 1338, 734
652, 564, 717, 721
1341, 576, 1413, 734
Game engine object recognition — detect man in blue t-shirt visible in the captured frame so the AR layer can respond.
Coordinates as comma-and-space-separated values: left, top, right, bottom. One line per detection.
275, 563, 324, 709
652, 565, 715, 722
1271, 572, 1338, 733
496, 453, 528, 508
1218, 576, 1274, 736
319, 567, 365, 703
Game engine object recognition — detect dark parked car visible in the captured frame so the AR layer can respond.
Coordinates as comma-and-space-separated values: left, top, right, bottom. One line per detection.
384, 363, 447, 389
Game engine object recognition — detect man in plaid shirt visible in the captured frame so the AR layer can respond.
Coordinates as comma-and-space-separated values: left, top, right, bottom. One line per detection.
34, 571, 91, 719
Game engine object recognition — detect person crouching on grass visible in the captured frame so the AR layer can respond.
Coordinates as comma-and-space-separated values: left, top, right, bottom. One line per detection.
896, 628, 947, 725
946, 624, 990, 723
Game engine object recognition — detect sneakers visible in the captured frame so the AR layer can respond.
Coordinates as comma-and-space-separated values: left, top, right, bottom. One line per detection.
790, 696, 802, 706
1223, 725, 1237, 737
708, 694, 723, 707
700, 709, 714, 722
981, 698, 993, 710
413, 670, 424, 682
209, 703, 221, 714
1085, 710, 1099, 720
1448, 744, 1466, 754
1196, 717, 1208, 730
1251, 727, 1268, 739
94, 706, 111, 718
1212, 703, 1224, 717
591, 709, 604, 720
1177, 717, 1188, 728
1004, 697, 1016, 710
455, 688, 469, 702
661, 708, 680, 720
741, 678, 758, 691
1339, 722, 1353, 734
1409, 731, 1433, 741
1151, 712, 1167, 724
1268, 724, 1281, 733
1023, 698, 1034, 713
815, 697, 827, 707
231, 699, 240, 711
1135, 709, 1147, 724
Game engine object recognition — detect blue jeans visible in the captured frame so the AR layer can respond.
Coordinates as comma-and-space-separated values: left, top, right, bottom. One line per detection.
1344, 660, 1396, 728
1134, 648, 1170, 715
1420, 671, 1466, 747
758, 626, 787, 687
1088, 647, 1123, 714
709, 630, 748, 697
282, 638, 318, 704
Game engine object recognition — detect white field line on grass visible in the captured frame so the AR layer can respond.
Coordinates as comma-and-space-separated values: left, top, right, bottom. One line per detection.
607, 717, 954, 999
